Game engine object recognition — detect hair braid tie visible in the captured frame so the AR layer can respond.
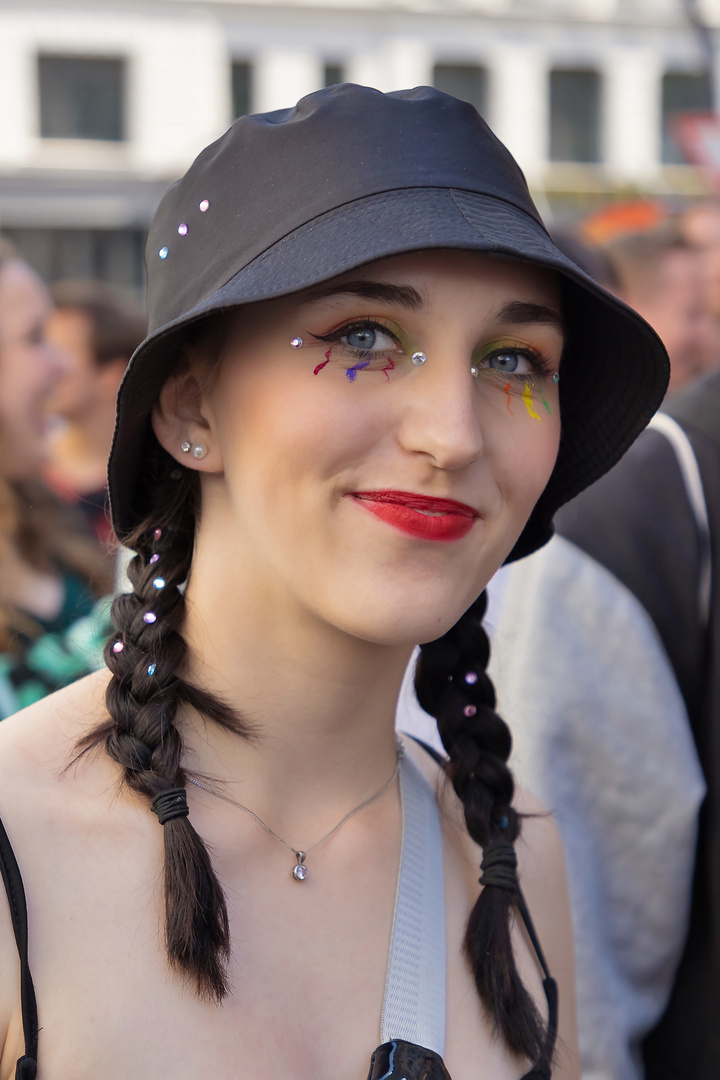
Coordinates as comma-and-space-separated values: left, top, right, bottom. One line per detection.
151, 788, 190, 826
479, 840, 518, 892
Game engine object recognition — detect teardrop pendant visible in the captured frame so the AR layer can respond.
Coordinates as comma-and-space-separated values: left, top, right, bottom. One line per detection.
292, 850, 308, 882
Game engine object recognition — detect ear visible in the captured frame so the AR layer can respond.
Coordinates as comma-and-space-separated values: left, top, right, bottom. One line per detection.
151, 369, 223, 472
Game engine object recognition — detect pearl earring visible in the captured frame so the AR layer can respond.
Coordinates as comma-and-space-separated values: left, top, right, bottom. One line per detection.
192, 444, 208, 459
411, 352, 427, 366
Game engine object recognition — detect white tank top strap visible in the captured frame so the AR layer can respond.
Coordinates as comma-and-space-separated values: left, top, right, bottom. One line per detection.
380, 744, 447, 1056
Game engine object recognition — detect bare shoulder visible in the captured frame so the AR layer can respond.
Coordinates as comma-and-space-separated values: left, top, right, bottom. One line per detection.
0, 669, 112, 1066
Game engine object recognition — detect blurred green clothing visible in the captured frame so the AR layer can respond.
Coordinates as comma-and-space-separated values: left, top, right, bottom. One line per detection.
0, 585, 111, 718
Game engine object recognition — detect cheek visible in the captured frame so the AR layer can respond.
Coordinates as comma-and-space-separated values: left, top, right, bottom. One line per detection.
486, 398, 561, 514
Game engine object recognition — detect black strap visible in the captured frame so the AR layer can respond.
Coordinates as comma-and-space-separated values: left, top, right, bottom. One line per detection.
0, 815, 38, 1078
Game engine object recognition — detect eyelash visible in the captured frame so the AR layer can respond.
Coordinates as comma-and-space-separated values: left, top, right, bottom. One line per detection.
309, 319, 556, 380
310, 319, 401, 361
480, 345, 554, 381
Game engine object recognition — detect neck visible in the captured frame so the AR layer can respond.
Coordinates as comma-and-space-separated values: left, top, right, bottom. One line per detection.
180, 548, 411, 838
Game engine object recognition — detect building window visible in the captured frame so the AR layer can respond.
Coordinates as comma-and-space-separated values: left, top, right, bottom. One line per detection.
38, 55, 125, 141
662, 72, 712, 164
324, 63, 344, 88
3, 228, 146, 291
232, 61, 253, 119
433, 64, 487, 116
549, 68, 601, 163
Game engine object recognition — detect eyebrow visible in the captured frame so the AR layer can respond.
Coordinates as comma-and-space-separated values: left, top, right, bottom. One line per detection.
302, 280, 424, 311
302, 281, 563, 332
493, 300, 564, 333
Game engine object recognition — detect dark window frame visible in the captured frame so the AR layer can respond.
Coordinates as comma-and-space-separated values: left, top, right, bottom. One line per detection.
38, 54, 126, 142
549, 67, 602, 164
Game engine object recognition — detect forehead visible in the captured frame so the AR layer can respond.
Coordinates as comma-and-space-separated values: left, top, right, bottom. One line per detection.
298, 248, 561, 310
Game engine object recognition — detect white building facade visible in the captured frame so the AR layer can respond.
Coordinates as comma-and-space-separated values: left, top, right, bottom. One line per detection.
0, 0, 718, 286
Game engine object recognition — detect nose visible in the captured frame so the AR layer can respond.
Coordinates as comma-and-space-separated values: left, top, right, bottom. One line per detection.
396, 358, 484, 472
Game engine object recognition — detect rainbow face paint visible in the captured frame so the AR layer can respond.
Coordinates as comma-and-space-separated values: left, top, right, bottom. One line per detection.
313, 346, 332, 376
540, 387, 552, 414
346, 358, 371, 382
522, 381, 541, 421
503, 383, 514, 414
381, 356, 395, 382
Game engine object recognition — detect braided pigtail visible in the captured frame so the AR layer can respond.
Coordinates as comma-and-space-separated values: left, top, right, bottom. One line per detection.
415, 591, 553, 1069
79, 456, 253, 1001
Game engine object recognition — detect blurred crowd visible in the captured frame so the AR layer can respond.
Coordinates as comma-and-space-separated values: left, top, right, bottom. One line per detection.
1, 194, 720, 1080
0, 236, 145, 716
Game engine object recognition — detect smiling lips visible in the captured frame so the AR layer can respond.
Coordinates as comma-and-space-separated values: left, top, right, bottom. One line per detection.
348, 490, 479, 542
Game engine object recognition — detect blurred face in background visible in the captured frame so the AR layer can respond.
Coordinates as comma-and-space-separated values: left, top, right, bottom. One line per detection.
0, 260, 64, 480
621, 246, 717, 394
45, 305, 126, 421
682, 202, 720, 321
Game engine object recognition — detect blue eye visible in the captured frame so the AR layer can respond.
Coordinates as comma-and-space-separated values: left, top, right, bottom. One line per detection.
345, 328, 377, 349
489, 353, 520, 372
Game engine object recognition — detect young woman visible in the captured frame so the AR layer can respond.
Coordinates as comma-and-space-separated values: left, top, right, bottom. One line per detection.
0, 86, 668, 1080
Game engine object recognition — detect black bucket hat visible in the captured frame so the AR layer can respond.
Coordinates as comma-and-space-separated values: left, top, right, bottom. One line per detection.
109, 83, 669, 560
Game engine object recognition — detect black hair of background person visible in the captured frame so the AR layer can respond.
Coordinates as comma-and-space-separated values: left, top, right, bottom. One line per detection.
554, 373, 720, 1079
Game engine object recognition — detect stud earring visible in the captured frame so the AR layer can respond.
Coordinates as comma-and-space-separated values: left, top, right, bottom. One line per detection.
470, 365, 480, 378
411, 352, 427, 366
552, 372, 560, 384
290, 337, 303, 349
192, 444, 208, 459
181, 441, 191, 453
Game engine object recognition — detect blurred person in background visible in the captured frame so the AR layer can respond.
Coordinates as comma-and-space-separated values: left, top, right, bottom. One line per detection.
44, 279, 146, 547
0, 240, 113, 718
603, 221, 718, 394
447, 223, 719, 1080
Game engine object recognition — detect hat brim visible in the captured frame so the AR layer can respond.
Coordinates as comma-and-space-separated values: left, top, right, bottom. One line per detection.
109, 186, 669, 558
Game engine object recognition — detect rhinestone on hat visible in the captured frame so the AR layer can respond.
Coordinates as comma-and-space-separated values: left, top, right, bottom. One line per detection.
290, 337, 303, 349
465, 671, 478, 685
411, 352, 427, 366
158, 247, 169, 260
464, 704, 477, 717
177, 223, 188, 236
199, 199, 210, 212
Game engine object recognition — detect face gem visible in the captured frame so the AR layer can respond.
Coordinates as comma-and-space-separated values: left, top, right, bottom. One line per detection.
290, 337, 304, 349
411, 352, 426, 366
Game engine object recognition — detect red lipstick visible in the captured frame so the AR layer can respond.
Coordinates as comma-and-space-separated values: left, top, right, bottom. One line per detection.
348, 490, 478, 542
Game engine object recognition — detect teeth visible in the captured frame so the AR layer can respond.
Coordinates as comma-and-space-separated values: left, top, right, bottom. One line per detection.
415, 509, 446, 516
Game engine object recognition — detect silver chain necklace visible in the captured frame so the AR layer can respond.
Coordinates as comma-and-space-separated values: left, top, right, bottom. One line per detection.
186, 741, 404, 882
